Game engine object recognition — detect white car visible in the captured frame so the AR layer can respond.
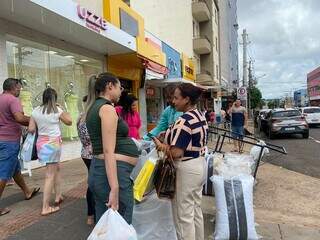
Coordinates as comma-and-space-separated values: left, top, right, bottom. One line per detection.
300, 107, 320, 126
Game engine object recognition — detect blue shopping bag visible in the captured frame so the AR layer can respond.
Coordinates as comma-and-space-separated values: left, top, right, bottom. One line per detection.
20, 132, 38, 162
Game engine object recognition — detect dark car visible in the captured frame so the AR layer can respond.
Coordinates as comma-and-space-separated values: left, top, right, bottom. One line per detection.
257, 109, 271, 133
265, 108, 309, 139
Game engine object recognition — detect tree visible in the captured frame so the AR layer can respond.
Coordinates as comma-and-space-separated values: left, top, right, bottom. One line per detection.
267, 100, 276, 109
249, 86, 263, 109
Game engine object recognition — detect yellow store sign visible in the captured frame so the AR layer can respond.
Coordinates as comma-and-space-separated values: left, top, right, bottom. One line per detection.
103, 0, 166, 66
181, 53, 196, 81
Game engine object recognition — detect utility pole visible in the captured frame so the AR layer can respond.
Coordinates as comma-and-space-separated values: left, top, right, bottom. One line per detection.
242, 29, 249, 87
248, 60, 253, 117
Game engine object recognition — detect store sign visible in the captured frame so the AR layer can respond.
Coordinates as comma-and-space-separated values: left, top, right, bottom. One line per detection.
162, 42, 181, 79
77, 5, 107, 33
185, 65, 194, 75
237, 87, 247, 100
181, 53, 195, 81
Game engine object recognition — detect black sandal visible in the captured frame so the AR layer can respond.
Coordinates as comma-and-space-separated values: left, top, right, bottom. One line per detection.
0, 208, 11, 216
25, 187, 40, 200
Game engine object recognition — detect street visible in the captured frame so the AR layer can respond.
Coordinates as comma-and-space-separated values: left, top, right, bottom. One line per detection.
257, 126, 320, 179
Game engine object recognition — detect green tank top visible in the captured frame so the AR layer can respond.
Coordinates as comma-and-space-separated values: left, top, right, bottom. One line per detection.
86, 97, 139, 157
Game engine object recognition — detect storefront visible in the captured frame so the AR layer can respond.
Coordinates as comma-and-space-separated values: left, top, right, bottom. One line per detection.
0, 0, 136, 167
144, 61, 168, 132
103, 0, 168, 135
143, 42, 181, 131
307, 66, 320, 106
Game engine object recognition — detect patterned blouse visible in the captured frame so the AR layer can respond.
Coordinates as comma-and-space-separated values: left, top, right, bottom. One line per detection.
77, 115, 93, 160
164, 109, 208, 161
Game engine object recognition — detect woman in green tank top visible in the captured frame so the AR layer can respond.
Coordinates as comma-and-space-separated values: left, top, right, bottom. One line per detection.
86, 72, 139, 224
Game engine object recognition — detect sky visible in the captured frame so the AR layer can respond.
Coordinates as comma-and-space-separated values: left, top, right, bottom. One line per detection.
237, 0, 320, 99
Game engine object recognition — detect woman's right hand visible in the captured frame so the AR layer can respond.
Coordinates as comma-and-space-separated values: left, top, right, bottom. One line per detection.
107, 188, 119, 211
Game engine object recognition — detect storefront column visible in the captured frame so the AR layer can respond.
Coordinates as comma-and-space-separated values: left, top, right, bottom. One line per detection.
139, 88, 148, 135
0, 31, 8, 91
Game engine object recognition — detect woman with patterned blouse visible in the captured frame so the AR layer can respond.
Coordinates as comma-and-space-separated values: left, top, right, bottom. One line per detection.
153, 83, 208, 240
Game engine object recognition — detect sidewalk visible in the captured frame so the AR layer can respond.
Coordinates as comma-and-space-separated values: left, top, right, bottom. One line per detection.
1, 155, 320, 239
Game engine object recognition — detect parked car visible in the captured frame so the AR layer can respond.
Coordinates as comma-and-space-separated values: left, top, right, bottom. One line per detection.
265, 108, 309, 139
299, 107, 320, 127
257, 109, 271, 132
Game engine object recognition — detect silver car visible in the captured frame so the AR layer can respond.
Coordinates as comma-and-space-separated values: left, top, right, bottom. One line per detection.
265, 108, 309, 139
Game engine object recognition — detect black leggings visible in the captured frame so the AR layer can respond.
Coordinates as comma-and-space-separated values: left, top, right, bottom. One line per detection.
82, 158, 95, 217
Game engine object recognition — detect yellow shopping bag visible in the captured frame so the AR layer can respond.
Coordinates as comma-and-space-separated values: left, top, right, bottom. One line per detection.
133, 159, 156, 202
133, 149, 162, 202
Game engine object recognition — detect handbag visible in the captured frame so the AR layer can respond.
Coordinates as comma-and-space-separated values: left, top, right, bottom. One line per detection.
153, 152, 176, 199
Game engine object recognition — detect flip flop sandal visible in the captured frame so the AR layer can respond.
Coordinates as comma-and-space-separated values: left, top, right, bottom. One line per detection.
0, 208, 10, 216
25, 187, 40, 200
54, 197, 65, 206
41, 206, 60, 216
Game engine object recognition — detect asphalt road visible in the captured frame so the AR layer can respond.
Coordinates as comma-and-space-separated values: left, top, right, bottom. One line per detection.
257, 126, 320, 179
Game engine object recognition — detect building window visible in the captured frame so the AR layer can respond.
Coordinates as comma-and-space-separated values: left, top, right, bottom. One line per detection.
215, 37, 218, 51
216, 65, 219, 80
215, 9, 218, 24
123, 0, 130, 6
194, 55, 201, 74
193, 19, 200, 38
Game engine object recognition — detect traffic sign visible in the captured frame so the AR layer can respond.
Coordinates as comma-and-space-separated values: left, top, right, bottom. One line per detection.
237, 87, 247, 100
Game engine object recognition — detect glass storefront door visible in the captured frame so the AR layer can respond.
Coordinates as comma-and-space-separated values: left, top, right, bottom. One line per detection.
6, 35, 103, 140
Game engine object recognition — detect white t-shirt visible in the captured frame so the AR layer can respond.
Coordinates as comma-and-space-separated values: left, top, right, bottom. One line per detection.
32, 106, 63, 137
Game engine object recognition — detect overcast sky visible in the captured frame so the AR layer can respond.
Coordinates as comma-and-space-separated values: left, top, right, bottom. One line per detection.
237, 0, 320, 99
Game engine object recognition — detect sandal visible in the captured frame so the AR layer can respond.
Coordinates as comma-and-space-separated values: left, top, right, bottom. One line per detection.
25, 187, 40, 200
41, 206, 60, 216
0, 208, 10, 216
54, 195, 65, 206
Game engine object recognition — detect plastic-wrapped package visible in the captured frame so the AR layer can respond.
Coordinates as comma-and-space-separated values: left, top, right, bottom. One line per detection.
132, 192, 177, 240
203, 152, 223, 196
210, 175, 259, 240
214, 153, 255, 178
250, 140, 270, 161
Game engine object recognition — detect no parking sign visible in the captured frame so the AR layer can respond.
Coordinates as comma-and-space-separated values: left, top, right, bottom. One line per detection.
237, 87, 247, 100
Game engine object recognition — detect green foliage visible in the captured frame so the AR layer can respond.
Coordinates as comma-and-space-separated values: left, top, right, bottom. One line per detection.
249, 86, 263, 109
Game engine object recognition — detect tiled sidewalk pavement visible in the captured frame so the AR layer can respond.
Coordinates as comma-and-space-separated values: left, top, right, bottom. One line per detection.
1, 182, 87, 240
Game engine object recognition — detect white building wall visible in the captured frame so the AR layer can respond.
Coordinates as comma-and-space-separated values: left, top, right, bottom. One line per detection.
0, 31, 8, 91
218, 0, 239, 91
72, 0, 103, 16
129, 0, 194, 56
212, 2, 220, 84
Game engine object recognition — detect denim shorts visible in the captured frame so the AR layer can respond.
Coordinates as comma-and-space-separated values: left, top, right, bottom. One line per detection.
231, 126, 244, 139
0, 141, 21, 181
88, 158, 134, 224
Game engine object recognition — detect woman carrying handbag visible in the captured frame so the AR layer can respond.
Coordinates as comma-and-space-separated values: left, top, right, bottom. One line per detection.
153, 83, 208, 240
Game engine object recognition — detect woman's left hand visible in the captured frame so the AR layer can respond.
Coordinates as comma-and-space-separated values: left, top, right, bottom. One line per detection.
153, 138, 169, 153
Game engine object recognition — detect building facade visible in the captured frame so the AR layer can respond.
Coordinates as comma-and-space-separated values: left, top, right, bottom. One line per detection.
293, 89, 309, 107
128, 0, 220, 89
218, 0, 239, 92
307, 66, 320, 106
0, 0, 136, 168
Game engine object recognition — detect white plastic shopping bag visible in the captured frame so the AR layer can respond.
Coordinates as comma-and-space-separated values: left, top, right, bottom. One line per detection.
20, 133, 37, 162
87, 209, 137, 240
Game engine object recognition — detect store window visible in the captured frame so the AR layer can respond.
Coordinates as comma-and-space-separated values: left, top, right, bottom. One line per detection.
6, 35, 103, 139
